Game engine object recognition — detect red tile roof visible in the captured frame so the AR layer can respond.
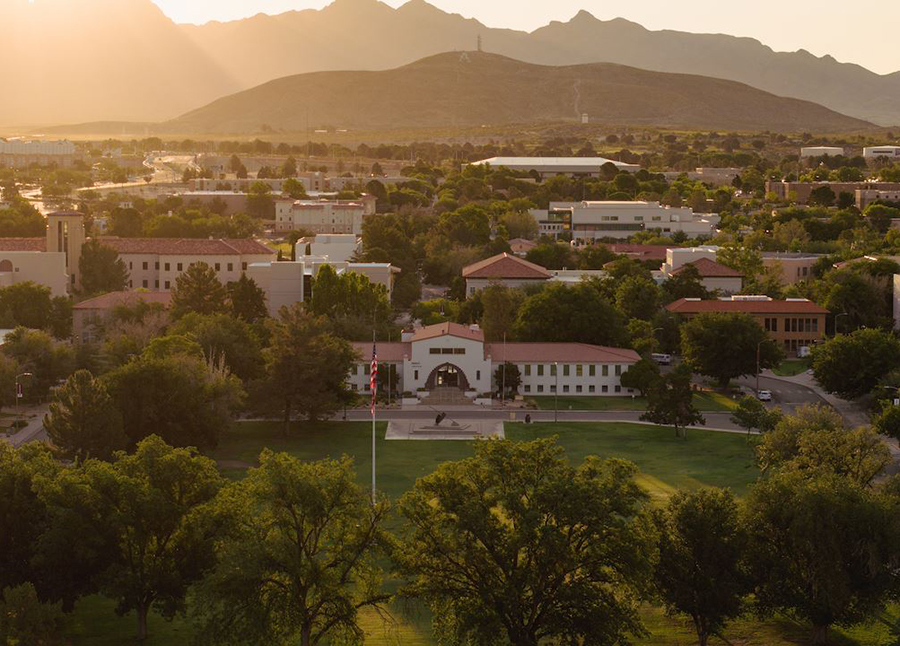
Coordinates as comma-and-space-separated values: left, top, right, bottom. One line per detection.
666, 298, 829, 315
350, 342, 410, 362
672, 257, 743, 278
411, 322, 485, 343
73, 291, 173, 311
94, 237, 275, 256
488, 343, 640, 364
0, 238, 46, 252
462, 253, 551, 280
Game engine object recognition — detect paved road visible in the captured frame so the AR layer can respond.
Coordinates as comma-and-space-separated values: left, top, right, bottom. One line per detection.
735, 374, 823, 415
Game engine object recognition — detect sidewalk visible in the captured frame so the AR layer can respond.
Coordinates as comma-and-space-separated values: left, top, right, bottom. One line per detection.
2, 407, 48, 448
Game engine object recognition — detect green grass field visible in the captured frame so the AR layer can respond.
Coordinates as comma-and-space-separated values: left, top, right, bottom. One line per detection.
530, 391, 738, 413
773, 358, 812, 377
63, 421, 898, 645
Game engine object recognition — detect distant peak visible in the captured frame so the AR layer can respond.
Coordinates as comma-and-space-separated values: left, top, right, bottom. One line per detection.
571, 9, 597, 22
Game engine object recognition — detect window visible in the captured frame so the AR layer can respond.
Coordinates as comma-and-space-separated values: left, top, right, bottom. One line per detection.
165, 263, 170, 271
154, 280, 159, 288
537, 385, 544, 393
128, 280, 133, 288
615, 365, 622, 376
430, 348, 441, 355
414, 370, 419, 380
164, 281, 170, 289
129, 262, 133, 270
602, 365, 609, 377
227, 263, 233, 272
177, 263, 183, 271
524, 385, 531, 393
812, 318, 819, 332
351, 384, 358, 391
576, 365, 583, 377
453, 348, 465, 355
589, 365, 596, 377
576, 385, 583, 393
615, 385, 622, 393
142, 262, 148, 270
550, 384, 556, 393
524, 365, 531, 377
476, 370, 481, 380
142, 280, 148, 288
364, 364, 371, 375
242, 262, 247, 271
602, 385, 609, 393
589, 385, 595, 393
537, 365, 544, 377
155, 262, 159, 270
563, 365, 570, 377
550, 364, 557, 377
215, 263, 221, 271
563, 385, 570, 393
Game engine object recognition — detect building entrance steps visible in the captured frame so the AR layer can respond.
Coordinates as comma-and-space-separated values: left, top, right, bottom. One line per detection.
421, 386, 475, 407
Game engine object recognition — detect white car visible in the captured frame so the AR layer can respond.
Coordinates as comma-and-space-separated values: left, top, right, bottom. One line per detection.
757, 390, 772, 402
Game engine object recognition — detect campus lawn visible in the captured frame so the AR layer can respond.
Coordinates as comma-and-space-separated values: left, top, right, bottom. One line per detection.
66, 420, 895, 646
530, 391, 738, 412
773, 358, 812, 377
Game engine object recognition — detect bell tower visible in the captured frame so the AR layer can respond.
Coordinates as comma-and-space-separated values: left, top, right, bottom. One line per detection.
46, 211, 86, 292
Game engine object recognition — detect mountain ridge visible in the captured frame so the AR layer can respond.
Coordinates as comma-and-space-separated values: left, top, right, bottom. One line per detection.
164, 51, 873, 134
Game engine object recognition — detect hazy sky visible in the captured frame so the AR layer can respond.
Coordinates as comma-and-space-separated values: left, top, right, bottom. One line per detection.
151, 0, 900, 75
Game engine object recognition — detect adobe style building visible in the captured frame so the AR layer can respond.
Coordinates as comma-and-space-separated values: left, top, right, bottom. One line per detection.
761, 252, 822, 285
274, 196, 377, 234
666, 296, 829, 356
347, 322, 640, 398
462, 253, 551, 296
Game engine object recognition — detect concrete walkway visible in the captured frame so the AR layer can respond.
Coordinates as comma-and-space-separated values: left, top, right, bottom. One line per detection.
2, 408, 48, 447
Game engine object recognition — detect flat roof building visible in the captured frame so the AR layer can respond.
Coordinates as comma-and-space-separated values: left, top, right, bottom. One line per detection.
864, 146, 900, 159
469, 156, 640, 177
569, 201, 719, 242
801, 146, 845, 158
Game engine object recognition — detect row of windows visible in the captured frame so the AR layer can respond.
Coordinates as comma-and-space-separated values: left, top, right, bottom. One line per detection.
129, 261, 247, 273
763, 317, 820, 333
523, 384, 629, 394
523, 364, 622, 377
429, 348, 465, 355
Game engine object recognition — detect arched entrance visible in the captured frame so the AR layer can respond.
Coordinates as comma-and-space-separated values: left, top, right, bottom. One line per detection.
425, 363, 470, 391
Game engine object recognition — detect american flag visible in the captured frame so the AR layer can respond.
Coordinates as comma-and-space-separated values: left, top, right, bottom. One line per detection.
370, 343, 378, 417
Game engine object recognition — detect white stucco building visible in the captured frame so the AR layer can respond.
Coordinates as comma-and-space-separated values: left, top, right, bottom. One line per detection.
469, 157, 640, 177
347, 322, 641, 398
274, 196, 377, 234
296, 234, 361, 263
569, 201, 719, 243
661, 247, 743, 294
801, 146, 845, 158
0, 139, 79, 168
864, 146, 900, 160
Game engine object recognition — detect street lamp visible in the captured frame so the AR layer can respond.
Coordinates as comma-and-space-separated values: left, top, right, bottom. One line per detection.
14, 372, 33, 421
554, 361, 559, 423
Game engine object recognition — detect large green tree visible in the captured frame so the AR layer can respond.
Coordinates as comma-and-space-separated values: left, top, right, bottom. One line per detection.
305, 264, 394, 340
730, 395, 783, 439
170, 263, 228, 318
193, 452, 389, 646
103, 355, 243, 450
479, 284, 523, 343
743, 470, 900, 644
227, 273, 268, 323
681, 312, 783, 387
653, 489, 748, 646
1, 327, 75, 401
812, 328, 900, 400
615, 275, 660, 321
43, 369, 127, 462
170, 313, 264, 381
641, 363, 705, 439
78, 240, 128, 295
39, 436, 223, 640
260, 306, 357, 430
396, 438, 656, 646
514, 282, 628, 347
0, 282, 54, 331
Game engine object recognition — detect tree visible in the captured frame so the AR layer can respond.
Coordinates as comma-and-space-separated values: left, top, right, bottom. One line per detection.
514, 283, 628, 347
812, 329, 900, 400
662, 264, 708, 301
43, 370, 126, 462
281, 177, 307, 199
282, 156, 297, 177
103, 355, 243, 450
171, 262, 228, 318
261, 306, 356, 431
305, 264, 394, 340
396, 438, 655, 646
40, 436, 223, 641
808, 185, 836, 207
493, 362, 521, 397
0, 353, 20, 415
578, 244, 617, 269
109, 207, 144, 237
78, 240, 128, 295
615, 275, 660, 321
193, 452, 389, 646
0, 282, 54, 330
872, 402, 900, 440
0, 583, 63, 645
479, 284, 522, 342
1, 328, 75, 401
730, 395, 782, 439
170, 313, 265, 381
226, 273, 268, 323
755, 404, 890, 488
621, 357, 661, 396
681, 313, 783, 387
524, 243, 576, 270
641, 364, 705, 438
653, 489, 748, 646
499, 210, 538, 240
744, 470, 899, 645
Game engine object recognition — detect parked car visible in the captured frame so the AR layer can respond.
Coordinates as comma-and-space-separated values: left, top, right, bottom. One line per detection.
757, 390, 772, 402
651, 353, 672, 366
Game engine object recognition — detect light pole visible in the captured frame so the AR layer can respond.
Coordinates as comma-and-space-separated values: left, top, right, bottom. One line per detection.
554, 361, 559, 423
14, 372, 33, 421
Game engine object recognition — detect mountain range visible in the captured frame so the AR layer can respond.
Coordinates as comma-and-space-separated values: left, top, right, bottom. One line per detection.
166, 52, 871, 134
2, 0, 898, 128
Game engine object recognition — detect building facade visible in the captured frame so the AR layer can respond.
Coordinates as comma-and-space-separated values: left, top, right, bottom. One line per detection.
470, 156, 640, 177
766, 181, 900, 205
73, 291, 172, 344
0, 139, 79, 168
864, 146, 900, 160
347, 322, 641, 397
569, 201, 718, 242
274, 196, 377, 234
666, 296, 829, 356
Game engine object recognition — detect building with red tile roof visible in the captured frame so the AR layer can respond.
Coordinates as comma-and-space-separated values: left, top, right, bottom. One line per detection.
347, 322, 640, 399
462, 252, 552, 297
72, 291, 173, 344
666, 296, 829, 355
